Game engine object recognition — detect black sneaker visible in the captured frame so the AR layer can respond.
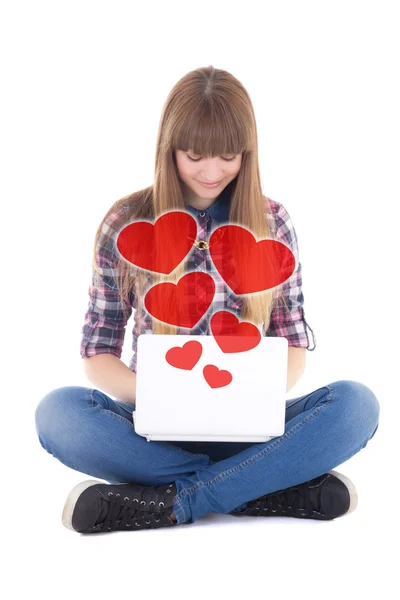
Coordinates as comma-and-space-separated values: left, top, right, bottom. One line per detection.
62, 480, 183, 533
229, 470, 358, 520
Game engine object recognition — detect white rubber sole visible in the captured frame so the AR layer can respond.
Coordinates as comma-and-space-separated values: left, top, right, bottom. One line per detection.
61, 479, 104, 531
327, 470, 358, 515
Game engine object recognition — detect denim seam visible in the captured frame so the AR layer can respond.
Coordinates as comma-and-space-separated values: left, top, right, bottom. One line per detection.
162, 441, 212, 461
88, 388, 135, 426
167, 389, 330, 466
116, 402, 135, 416
101, 408, 135, 426
285, 384, 332, 410
173, 384, 335, 523
86, 387, 94, 408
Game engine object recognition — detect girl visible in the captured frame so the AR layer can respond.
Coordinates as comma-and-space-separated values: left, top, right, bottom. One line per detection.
34, 65, 380, 534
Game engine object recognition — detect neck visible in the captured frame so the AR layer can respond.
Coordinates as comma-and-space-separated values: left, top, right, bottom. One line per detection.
182, 182, 219, 210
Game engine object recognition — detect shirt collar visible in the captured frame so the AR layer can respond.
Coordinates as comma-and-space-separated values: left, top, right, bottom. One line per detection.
184, 180, 233, 224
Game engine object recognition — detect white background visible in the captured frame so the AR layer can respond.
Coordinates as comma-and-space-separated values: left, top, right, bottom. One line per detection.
2, 1, 398, 598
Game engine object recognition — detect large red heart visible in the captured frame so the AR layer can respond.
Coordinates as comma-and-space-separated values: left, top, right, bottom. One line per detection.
210, 311, 261, 353
144, 272, 215, 328
209, 225, 295, 294
165, 340, 203, 370
116, 211, 197, 274
203, 365, 232, 389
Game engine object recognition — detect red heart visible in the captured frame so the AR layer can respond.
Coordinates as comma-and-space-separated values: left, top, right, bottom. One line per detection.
209, 225, 295, 294
116, 211, 197, 274
165, 340, 203, 370
144, 272, 215, 328
203, 365, 233, 389
210, 311, 261, 353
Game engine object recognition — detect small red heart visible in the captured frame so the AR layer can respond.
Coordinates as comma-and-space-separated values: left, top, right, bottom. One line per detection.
210, 311, 261, 353
209, 225, 295, 294
117, 211, 197, 274
203, 365, 233, 389
144, 272, 215, 328
165, 340, 203, 370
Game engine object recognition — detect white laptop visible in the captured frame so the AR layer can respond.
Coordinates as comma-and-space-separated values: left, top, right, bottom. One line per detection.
133, 333, 288, 443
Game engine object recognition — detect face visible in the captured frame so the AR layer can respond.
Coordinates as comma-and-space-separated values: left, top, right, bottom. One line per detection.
175, 149, 242, 207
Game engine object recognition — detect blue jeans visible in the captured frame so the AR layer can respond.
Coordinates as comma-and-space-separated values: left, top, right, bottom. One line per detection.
34, 379, 380, 524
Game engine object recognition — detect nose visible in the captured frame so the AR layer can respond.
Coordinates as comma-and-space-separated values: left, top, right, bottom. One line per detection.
198, 158, 228, 182
200, 169, 224, 182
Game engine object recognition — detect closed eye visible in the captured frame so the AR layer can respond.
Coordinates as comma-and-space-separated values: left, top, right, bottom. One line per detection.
186, 154, 236, 162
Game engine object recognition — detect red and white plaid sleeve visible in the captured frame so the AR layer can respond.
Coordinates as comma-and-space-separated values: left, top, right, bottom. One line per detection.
266, 201, 316, 350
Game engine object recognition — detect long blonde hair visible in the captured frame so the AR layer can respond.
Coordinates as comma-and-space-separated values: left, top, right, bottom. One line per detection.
92, 65, 287, 335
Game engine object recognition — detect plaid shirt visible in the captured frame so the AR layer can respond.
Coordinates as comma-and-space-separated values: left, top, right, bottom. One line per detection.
80, 185, 316, 372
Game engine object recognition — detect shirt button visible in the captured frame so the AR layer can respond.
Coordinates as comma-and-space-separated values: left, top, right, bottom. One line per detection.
199, 212, 206, 217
